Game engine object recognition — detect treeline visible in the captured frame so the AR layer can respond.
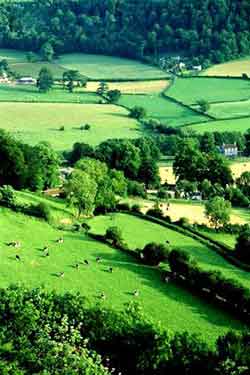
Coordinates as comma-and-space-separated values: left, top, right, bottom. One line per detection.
1, 0, 250, 64
0, 130, 59, 191
0, 285, 250, 374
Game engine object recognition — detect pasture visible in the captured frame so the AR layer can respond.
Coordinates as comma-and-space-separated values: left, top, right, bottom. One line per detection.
0, 207, 244, 345
0, 102, 140, 150
89, 213, 250, 289
0, 48, 29, 63
86, 80, 169, 94
119, 94, 208, 127
189, 117, 250, 133
167, 77, 250, 105
57, 53, 167, 80
204, 100, 250, 119
203, 57, 250, 77
10, 62, 67, 79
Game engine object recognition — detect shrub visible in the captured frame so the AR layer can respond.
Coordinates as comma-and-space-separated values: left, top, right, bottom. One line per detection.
127, 180, 147, 198
142, 242, 169, 266
59, 125, 65, 131
176, 217, 190, 227
105, 226, 123, 246
235, 228, 250, 264
146, 207, 164, 219
35, 202, 51, 221
116, 202, 131, 211
0, 185, 16, 207
157, 188, 168, 199
131, 204, 141, 213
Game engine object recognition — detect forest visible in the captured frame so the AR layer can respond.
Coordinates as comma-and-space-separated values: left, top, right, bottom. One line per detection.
0, 0, 250, 64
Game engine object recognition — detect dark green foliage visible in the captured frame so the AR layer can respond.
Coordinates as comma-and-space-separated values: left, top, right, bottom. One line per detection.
106, 89, 121, 103
141, 242, 169, 266
129, 106, 147, 120
127, 180, 147, 198
62, 70, 87, 92
37, 67, 54, 92
197, 99, 210, 113
235, 228, 250, 264
0, 185, 16, 207
105, 226, 124, 247
67, 142, 95, 165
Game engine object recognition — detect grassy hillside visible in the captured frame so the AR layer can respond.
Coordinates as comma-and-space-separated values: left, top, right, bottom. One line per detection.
189, 117, 250, 133
203, 57, 250, 77
0, 207, 245, 345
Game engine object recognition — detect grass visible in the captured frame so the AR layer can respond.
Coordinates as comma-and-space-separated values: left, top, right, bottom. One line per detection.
57, 53, 168, 80
0, 84, 100, 103
89, 213, 250, 289
198, 229, 236, 248
204, 100, 250, 119
189, 117, 250, 133
10, 62, 67, 79
0, 102, 140, 151
0, 48, 30, 63
0, 207, 245, 345
167, 77, 250, 105
87, 80, 170, 94
119, 94, 207, 127
203, 57, 250, 77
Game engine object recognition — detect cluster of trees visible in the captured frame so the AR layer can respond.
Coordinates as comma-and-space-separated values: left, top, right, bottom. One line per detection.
66, 137, 161, 188
96, 82, 121, 104
1, 0, 250, 64
235, 227, 250, 265
0, 130, 59, 191
1, 285, 250, 374
173, 138, 250, 208
64, 158, 127, 216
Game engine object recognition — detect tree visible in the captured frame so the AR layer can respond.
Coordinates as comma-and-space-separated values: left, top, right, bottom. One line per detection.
97, 81, 109, 96
106, 89, 121, 103
37, 67, 54, 92
142, 242, 169, 266
236, 171, 250, 197
235, 228, 250, 264
129, 106, 147, 120
40, 42, 54, 61
67, 142, 94, 165
64, 169, 97, 217
197, 99, 210, 113
205, 196, 231, 229
105, 226, 123, 246
63, 70, 87, 92
0, 185, 16, 207
200, 132, 216, 153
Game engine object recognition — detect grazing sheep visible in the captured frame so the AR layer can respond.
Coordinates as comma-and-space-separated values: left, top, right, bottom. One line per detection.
133, 290, 139, 297
96, 257, 102, 263
57, 237, 64, 244
43, 246, 49, 252
100, 292, 106, 300
75, 263, 79, 270
15, 254, 21, 261
14, 241, 21, 248
108, 267, 113, 273
84, 259, 89, 266
165, 240, 170, 245
58, 272, 64, 278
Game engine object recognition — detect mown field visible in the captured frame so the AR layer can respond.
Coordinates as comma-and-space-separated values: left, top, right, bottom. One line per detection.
205, 100, 250, 119
167, 77, 250, 105
87, 80, 169, 94
0, 102, 140, 151
203, 57, 250, 77
0, 207, 245, 345
119, 94, 208, 127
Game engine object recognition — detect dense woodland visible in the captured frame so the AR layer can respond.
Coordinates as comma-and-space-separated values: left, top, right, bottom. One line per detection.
1, 0, 250, 64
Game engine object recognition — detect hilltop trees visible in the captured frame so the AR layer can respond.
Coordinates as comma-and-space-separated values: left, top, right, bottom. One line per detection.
37, 67, 54, 92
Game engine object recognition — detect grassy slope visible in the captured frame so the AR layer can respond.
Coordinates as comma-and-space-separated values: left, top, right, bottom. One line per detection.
202, 57, 250, 77
0, 207, 245, 345
119, 94, 207, 127
0, 102, 140, 151
188, 117, 250, 133
89, 213, 250, 288
57, 53, 167, 80
204, 100, 250, 119
167, 77, 250, 105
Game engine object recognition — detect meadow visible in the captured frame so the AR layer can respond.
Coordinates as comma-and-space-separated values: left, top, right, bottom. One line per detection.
204, 100, 250, 119
0, 207, 245, 345
189, 117, 250, 133
119, 94, 208, 127
167, 77, 250, 105
203, 57, 250, 77
89, 213, 250, 289
0, 102, 140, 151
86, 80, 169, 94
57, 53, 168, 80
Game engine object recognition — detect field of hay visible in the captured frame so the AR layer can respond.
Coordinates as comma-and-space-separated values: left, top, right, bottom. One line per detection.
0, 102, 140, 151
230, 160, 250, 179
86, 79, 169, 94
203, 57, 250, 77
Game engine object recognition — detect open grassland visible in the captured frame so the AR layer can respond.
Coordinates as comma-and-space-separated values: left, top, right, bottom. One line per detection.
0, 102, 140, 151
167, 77, 250, 105
0, 84, 101, 103
57, 53, 167, 80
119, 94, 208, 127
86, 80, 170, 94
0, 48, 29, 63
203, 57, 250, 77
198, 229, 236, 248
204, 100, 250, 119
89, 213, 250, 289
0, 208, 245, 345
189, 116, 250, 133
10, 62, 67, 79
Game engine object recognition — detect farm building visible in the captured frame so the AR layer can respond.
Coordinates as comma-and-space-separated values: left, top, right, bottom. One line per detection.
17, 77, 36, 84
220, 143, 238, 158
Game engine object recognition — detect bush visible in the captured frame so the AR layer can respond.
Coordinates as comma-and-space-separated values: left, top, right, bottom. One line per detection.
127, 180, 147, 198
235, 228, 250, 264
142, 242, 169, 266
105, 226, 123, 246
146, 207, 164, 219
176, 217, 190, 227
131, 204, 141, 213
157, 188, 169, 199
0, 185, 16, 207
35, 202, 51, 221
59, 125, 65, 131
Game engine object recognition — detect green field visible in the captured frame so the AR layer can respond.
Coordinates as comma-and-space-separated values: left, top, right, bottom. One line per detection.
0, 48, 30, 63
0, 102, 140, 151
0, 84, 101, 103
10, 62, 67, 79
167, 77, 250, 105
89, 213, 250, 288
189, 117, 250, 133
119, 94, 208, 127
0, 207, 245, 345
57, 53, 167, 80
205, 100, 250, 119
